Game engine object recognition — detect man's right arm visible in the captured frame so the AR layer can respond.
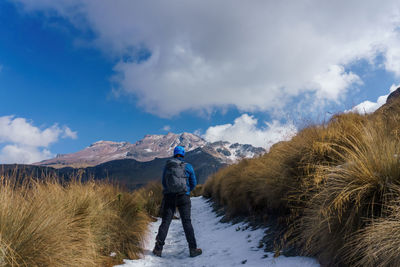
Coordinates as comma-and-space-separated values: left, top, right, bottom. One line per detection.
186, 163, 197, 191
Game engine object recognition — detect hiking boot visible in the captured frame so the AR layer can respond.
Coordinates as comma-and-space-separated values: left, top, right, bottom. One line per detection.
189, 248, 202, 257
152, 241, 163, 257
152, 247, 162, 257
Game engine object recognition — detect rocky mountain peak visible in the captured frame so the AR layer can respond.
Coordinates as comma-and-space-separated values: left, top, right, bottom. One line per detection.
134, 132, 207, 152
387, 87, 400, 104
376, 86, 400, 114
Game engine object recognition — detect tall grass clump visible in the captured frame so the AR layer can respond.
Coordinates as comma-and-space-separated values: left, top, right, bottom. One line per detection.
204, 113, 368, 220
203, 109, 400, 266
135, 181, 163, 218
0, 175, 162, 267
344, 200, 400, 267
296, 117, 400, 264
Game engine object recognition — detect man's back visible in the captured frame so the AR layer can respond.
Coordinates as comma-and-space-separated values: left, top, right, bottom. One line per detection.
162, 157, 197, 195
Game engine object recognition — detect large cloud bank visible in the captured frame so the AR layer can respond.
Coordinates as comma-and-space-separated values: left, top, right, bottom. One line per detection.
0, 116, 77, 164
13, 0, 400, 117
204, 114, 297, 149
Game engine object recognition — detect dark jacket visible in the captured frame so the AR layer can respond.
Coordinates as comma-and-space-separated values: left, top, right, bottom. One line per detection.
162, 157, 197, 195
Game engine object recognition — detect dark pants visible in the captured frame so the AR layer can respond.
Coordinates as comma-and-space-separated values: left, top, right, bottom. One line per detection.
155, 193, 197, 249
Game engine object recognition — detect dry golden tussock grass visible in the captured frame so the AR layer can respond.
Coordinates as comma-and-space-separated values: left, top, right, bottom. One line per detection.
190, 184, 204, 197
343, 200, 400, 267
0, 175, 163, 267
203, 111, 400, 266
135, 181, 163, 218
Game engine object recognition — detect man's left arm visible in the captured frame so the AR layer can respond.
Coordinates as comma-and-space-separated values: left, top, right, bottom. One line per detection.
161, 166, 167, 189
186, 163, 197, 191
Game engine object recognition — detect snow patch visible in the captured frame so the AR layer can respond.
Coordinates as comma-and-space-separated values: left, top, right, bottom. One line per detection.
116, 197, 319, 267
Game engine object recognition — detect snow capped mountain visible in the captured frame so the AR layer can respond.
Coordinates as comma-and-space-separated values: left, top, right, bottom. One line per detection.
36, 132, 266, 167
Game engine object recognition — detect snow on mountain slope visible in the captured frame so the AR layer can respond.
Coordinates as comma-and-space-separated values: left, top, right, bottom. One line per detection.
36, 133, 265, 167
116, 197, 319, 267
205, 141, 265, 163
129, 132, 207, 161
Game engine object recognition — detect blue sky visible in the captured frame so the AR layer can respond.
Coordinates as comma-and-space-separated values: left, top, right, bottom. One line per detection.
0, 0, 399, 163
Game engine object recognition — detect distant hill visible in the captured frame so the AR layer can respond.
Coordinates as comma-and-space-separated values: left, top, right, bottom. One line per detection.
0, 147, 227, 190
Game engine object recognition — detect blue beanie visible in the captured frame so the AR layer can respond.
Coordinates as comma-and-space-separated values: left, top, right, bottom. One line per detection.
173, 146, 185, 157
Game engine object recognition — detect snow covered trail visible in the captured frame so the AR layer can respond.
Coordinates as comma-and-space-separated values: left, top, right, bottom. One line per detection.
116, 197, 320, 267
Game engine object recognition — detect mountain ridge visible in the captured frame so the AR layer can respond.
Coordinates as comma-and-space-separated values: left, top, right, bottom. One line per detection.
35, 132, 266, 168
1, 146, 227, 190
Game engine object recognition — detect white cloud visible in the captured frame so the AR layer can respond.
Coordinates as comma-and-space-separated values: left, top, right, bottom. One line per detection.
0, 116, 65, 147
0, 145, 52, 165
162, 125, 171, 131
62, 126, 78, 139
0, 116, 77, 164
312, 65, 362, 101
348, 84, 400, 114
384, 35, 400, 77
13, 0, 400, 116
390, 84, 400, 93
203, 114, 297, 149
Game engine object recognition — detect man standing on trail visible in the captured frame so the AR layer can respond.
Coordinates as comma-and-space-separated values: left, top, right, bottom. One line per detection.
153, 146, 202, 258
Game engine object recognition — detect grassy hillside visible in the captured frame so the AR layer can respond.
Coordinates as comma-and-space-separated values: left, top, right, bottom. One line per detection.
0, 173, 163, 267
203, 91, 400, 266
